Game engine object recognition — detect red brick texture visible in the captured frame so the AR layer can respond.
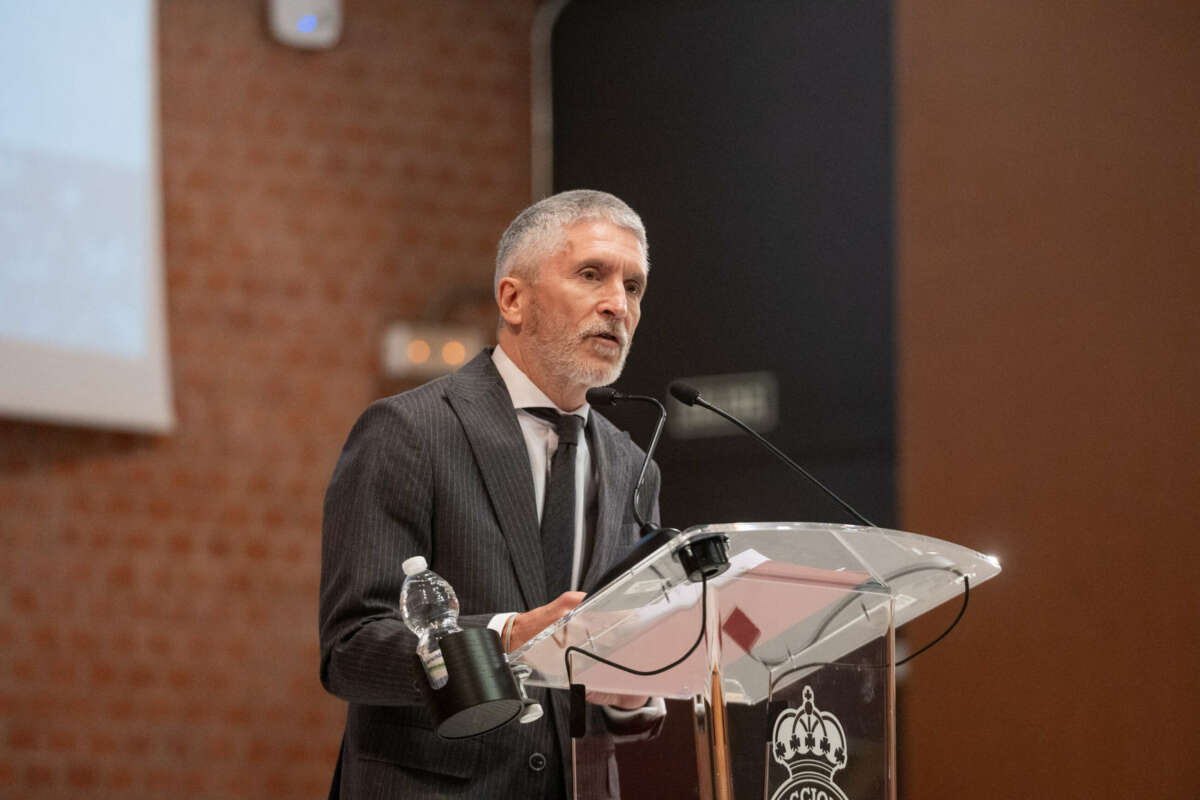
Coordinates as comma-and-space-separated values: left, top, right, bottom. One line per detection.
0, 1, 534, 796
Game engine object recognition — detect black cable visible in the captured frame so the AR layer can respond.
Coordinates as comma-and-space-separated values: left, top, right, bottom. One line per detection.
560, 567, 969, 699
565, 573, 709, 684
896, 573, 968, 666
806, 566, 967, 653
767, 574, 970, 695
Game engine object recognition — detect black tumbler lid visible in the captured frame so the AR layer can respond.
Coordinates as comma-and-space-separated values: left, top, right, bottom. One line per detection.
438, 697, 524, 739
430, 627, 523, 739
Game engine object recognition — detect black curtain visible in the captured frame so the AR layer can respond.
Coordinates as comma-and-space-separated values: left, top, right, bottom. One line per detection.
553, 0, 895, 530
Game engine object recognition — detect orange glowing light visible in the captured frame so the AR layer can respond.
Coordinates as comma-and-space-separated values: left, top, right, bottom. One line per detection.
407, 339, 431, 364
442, 340, 466, 365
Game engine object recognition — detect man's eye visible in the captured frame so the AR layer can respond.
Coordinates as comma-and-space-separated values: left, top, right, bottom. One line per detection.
581, 268, 599, 280
625, 282, 642, 296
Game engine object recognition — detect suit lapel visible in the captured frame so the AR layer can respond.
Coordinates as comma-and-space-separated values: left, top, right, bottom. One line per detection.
447, 352, 547, 609
581, 414, 638, 591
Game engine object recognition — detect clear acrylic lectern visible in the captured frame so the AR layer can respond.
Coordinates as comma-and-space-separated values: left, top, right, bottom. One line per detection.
511, 523, 1001, 800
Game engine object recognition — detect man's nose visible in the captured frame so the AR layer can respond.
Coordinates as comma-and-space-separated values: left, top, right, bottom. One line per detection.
597, 277, 628, 318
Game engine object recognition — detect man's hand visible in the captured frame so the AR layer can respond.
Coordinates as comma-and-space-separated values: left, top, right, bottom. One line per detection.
506, 591, 586, 652
505, 592, 650, 711
584, 691, 650, 710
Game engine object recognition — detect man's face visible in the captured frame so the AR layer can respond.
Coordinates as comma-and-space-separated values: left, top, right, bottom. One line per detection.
520, 220, 647, 392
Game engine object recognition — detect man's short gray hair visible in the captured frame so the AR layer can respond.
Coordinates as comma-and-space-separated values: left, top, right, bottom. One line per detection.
493, 189, 648, 296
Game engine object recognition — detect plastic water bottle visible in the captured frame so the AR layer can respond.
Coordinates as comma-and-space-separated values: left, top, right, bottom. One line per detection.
400, 556, 462, 690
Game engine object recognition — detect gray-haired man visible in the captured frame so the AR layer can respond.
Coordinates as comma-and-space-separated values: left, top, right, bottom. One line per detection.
320, 190, 664, 799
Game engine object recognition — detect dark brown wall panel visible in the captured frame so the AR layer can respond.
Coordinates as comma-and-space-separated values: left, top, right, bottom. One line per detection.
897, 2, 1200, 796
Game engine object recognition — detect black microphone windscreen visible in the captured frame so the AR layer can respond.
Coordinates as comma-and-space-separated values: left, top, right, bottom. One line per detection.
668, 381, 702, 406
586, 387, 619, 406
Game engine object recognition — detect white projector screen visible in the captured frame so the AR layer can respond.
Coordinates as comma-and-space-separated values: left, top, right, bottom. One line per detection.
0, 0, 174, 432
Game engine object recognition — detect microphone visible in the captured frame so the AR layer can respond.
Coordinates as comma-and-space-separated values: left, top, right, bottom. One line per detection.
667, 381, 876, 527
584, 386, 620, 406
587, 386, 692, 588
585, 387, 665, 534
576, 386, 679, 731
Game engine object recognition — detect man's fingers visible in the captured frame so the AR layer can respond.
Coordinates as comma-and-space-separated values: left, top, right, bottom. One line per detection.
585, 691, 649, 710
508, 591, 588, 651
553, 591, 587, 613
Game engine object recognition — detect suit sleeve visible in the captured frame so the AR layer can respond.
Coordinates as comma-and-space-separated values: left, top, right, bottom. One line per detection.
318, 399, 441, 707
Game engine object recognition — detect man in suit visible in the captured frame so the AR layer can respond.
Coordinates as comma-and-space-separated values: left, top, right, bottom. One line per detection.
320, 190, 661, 799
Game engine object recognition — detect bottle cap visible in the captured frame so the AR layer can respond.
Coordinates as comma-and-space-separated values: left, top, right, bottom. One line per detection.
402, 556, 428, 576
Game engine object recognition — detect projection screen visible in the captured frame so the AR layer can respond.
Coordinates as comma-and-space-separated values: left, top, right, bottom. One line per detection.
0, 0, 174, 432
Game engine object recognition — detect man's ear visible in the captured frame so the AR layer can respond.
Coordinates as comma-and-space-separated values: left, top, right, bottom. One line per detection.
497, 275, 526, 328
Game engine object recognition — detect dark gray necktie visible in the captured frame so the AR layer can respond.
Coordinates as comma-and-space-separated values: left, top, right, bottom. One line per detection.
525, 408, 584, 599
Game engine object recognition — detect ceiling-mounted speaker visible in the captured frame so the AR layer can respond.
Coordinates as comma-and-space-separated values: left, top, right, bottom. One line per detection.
268, 0, 342, 49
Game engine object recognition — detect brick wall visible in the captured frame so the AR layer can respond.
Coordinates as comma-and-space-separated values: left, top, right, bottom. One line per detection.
0, 1, 534, 796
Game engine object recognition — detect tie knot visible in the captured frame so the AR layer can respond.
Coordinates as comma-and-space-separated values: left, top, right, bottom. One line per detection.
526, 407, 584, 445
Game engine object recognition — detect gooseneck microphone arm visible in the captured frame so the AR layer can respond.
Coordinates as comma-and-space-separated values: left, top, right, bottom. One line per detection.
667, 381, 876, 527
585, 387, 665, 533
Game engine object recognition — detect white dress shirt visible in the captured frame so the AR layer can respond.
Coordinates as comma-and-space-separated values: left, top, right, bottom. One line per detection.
487, 345, 595, 641
487, 346, 665, 721
492, 345, 595, 592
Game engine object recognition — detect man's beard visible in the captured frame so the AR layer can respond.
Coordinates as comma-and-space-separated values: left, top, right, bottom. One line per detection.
525, 303, 630, 390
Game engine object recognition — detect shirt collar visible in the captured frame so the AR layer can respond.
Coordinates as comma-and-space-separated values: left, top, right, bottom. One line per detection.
493, 345, 590, 421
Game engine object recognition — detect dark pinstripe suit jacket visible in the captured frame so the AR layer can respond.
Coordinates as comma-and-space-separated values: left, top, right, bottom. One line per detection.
320, 349, 660, 799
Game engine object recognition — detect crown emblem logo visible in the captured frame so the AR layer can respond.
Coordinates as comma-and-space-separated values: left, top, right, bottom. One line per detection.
769, 686, 850, 800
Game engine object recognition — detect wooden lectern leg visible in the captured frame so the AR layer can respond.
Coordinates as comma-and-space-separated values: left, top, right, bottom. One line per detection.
692, 667, 733, 800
